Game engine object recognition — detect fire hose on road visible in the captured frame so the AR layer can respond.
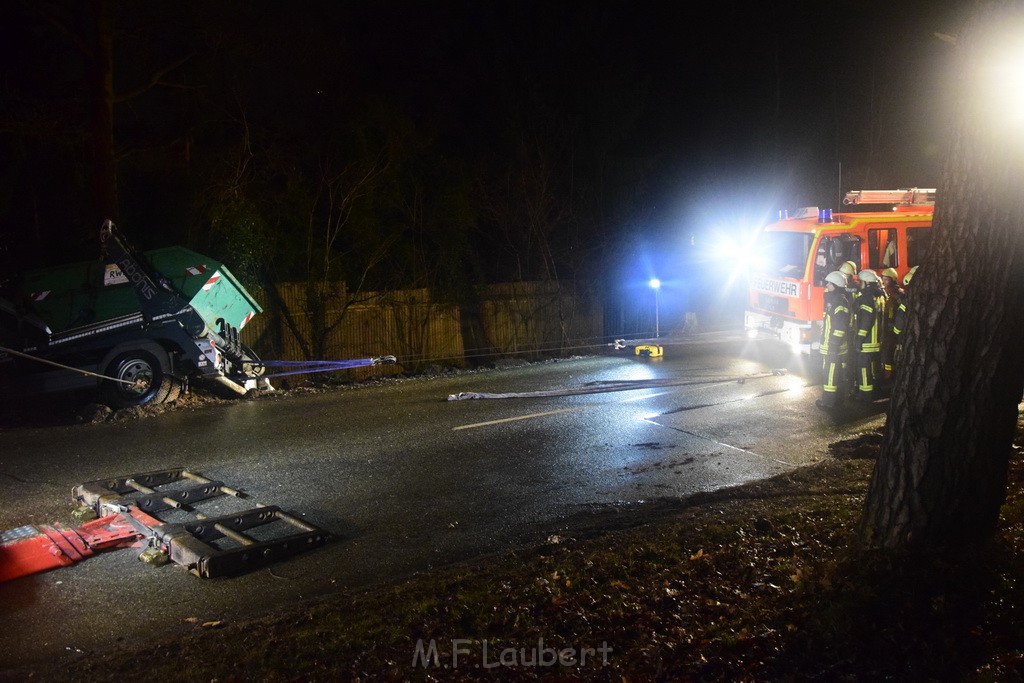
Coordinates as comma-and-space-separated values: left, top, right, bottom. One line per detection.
447, 369, 788, 401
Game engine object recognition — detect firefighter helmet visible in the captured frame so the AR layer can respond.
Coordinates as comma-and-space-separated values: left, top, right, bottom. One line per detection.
858, 269, 879, 283
881, 267, 899, 281
824, 271, 847, 289
839, 261, 858, 276
903, 265, 919, 286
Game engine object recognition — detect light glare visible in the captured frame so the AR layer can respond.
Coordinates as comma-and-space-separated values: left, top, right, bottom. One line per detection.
977, 29, 1024, 137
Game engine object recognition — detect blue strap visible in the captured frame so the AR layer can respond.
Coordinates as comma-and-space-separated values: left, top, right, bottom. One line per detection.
256, 355, 395, 379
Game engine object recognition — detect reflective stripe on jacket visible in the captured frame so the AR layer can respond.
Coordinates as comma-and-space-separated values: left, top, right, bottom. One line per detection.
892, 301, 908, 339
856, 285, 884, 353
820, 291, 850, 356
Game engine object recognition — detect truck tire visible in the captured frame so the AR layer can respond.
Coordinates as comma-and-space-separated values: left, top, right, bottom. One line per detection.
102, 350, 182, 409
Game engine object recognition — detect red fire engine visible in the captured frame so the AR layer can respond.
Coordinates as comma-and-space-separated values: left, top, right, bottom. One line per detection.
743, 188, 935, 353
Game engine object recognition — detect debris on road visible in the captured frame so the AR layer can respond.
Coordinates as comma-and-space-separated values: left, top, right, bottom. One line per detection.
0, 513, 144, 582
0, 468, 331, 582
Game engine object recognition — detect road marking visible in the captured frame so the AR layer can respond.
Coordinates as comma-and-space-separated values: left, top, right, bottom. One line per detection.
452, 391, 671, 431
453, 408, 580, 431
644, 419, 797, 468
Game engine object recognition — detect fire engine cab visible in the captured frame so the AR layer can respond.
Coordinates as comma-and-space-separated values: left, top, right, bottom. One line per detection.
743, 188, 935, 353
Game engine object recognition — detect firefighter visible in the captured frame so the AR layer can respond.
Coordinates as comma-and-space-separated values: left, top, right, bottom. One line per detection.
890, 266, 918, 373
838, 259, 861, 391
839, 261, 859, 291
816, 270, 851, 410
853, 269, 885, 402
846, 261, 864, 327
880, 267, 903, 379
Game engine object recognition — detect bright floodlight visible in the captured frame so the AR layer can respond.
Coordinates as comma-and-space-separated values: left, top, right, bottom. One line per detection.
979, 31, 1024, 132
648, 278, 661, 289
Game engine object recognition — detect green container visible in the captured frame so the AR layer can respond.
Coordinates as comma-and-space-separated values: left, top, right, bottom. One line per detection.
22, 247, 262, 334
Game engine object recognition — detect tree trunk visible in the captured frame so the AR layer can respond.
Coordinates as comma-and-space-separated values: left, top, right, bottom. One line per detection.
860, 1, 1024, 548
89, 0, 118, 223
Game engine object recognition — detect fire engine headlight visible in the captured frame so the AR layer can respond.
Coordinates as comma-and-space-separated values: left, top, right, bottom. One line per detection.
747, 328, 759, 339
705, 227, 768, 285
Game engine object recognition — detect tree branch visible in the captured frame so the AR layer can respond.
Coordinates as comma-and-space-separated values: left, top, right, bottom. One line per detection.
18, 0, 95, 59
114, 53, 194, 103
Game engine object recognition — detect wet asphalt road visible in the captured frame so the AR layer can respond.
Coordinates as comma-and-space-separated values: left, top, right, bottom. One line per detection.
0, 333, 886, 673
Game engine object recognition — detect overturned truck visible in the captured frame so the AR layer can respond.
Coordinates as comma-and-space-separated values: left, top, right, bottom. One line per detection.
0, 221, 270, 408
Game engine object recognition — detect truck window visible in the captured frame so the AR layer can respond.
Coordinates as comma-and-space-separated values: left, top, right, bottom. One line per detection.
868, 228, 898, 269
813, 235, 861, 286
755, 231, 813, 277
813, 238, 829, 286
907, 227, 932, 267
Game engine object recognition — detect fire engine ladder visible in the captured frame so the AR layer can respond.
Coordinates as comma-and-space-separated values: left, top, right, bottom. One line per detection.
843, 188, 936, 205
71, 468, 331, 578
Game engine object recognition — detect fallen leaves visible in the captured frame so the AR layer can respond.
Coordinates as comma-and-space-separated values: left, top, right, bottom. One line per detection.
184, 616, 225, 629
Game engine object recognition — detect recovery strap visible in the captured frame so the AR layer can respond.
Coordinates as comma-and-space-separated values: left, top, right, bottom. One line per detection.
255, 355, 397, 379
0, 344, 136, 385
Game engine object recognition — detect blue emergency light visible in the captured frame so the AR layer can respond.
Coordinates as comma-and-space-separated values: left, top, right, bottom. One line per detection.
818, 208, 833, 223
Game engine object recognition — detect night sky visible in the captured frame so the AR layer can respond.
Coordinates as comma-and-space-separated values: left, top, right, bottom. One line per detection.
0, 1, 964, 296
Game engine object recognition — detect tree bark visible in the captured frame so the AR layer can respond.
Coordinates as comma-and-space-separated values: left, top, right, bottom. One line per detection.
860, 1, 1024, 548
89, 0, 118, 223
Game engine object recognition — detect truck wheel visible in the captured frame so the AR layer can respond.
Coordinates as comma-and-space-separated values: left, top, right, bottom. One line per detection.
102, 351, 181, 409
157, 376, 183, 404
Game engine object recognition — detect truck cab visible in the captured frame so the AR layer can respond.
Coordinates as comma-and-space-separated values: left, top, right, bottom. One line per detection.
744, 189, 934, 353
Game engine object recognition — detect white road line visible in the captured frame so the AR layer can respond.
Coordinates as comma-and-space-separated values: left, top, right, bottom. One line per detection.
644, 418, 797, 468
453, 408, 580, 431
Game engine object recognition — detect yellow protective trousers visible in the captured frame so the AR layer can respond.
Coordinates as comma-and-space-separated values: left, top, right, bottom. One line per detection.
820, 355, 847, 407
855, 351, 880, 399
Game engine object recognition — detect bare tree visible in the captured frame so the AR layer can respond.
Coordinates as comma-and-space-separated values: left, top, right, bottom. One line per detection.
860, 1, 1024, 548
16, 0, 193, 225
293, 154, 392, 361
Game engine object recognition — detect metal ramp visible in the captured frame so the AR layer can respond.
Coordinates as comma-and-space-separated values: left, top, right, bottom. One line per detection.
72, 468, 331, 578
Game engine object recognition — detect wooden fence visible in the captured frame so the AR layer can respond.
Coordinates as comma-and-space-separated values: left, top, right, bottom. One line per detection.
241, 281, 604, 379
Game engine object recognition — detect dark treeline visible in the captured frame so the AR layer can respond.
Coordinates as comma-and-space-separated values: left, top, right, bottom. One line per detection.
0, 1, 954, 315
